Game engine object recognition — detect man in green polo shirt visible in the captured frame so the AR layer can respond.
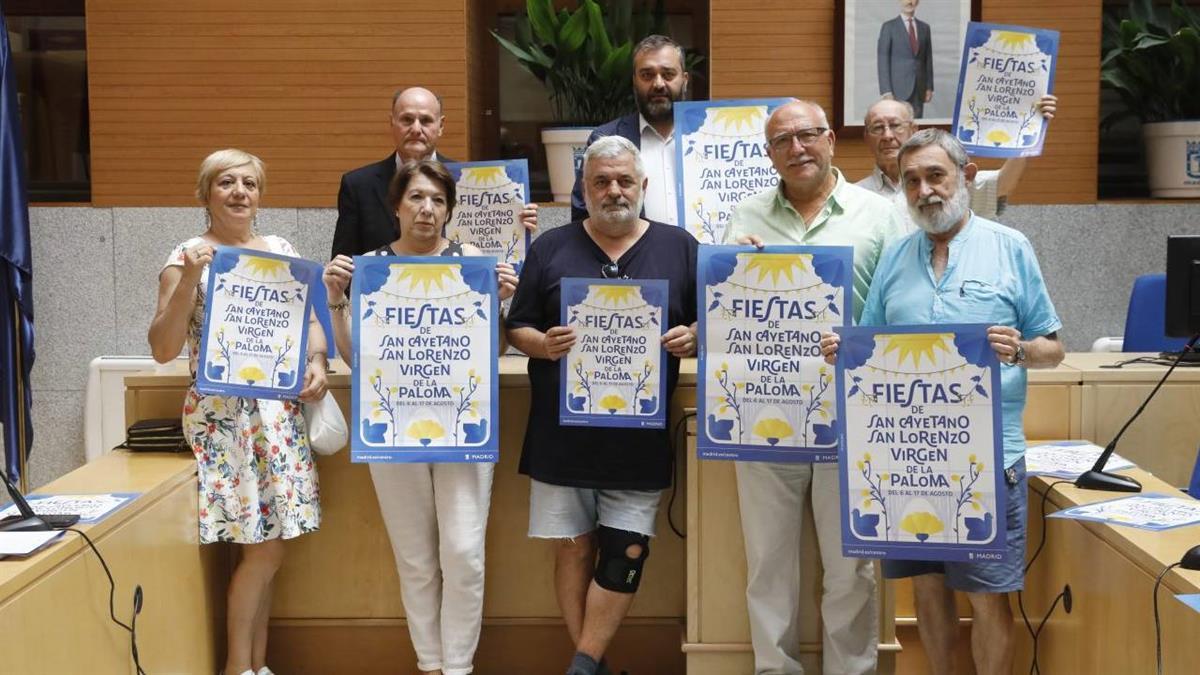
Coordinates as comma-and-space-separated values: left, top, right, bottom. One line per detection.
724, 99, 902, 675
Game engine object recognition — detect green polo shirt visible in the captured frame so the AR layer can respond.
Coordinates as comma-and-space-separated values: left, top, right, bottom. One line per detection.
725, 168, 903, 323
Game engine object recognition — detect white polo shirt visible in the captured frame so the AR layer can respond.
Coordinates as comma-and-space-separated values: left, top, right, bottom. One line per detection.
639, 115, 678, 225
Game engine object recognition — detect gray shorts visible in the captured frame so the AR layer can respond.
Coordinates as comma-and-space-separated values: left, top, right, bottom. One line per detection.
527, 479, 662, 539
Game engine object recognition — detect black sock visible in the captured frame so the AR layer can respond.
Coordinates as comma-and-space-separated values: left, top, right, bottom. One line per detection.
567, 651, 600, 675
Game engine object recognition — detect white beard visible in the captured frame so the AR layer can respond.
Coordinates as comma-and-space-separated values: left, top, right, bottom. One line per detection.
909, 178, 970, 234
586, 193, 646, 227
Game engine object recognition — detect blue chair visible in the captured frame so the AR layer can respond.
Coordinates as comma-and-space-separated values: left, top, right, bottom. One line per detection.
1122, 274, 1190, 352
1188, 446, 1200, 500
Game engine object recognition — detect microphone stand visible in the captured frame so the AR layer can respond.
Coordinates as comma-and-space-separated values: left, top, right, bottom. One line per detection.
1075, 333, 1200, 493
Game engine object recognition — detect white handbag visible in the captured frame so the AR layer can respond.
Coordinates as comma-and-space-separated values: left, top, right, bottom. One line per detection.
304, 392, 348, 456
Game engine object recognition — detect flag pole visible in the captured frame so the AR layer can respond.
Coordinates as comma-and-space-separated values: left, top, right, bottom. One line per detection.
12, 298, 28, 493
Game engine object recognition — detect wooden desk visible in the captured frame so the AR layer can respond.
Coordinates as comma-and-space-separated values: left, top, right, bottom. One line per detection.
1065, 353, 1200, 486
0, 452, 228, 674
1017, 467, 1200, 674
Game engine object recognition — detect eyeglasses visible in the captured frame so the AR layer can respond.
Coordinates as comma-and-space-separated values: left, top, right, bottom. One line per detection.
767, 127, 829, 152
600, 262, 628, 279
865, 121, 911, 137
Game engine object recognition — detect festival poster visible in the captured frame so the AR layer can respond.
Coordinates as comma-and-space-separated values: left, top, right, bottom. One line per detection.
1025, 440, 1135, 479
444, 160, 530, 269
197, 246, 319, 400
1047, 493, 1200, 532
836, 324, 1005, 562
350, 256, 499, 463
697, 245, 853, 462
559, 278, 667, 429
952, 22, 1059, 158
674, 98, 791, 244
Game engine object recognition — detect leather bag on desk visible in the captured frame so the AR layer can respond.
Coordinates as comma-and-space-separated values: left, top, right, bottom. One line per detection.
115, 418, 188, 452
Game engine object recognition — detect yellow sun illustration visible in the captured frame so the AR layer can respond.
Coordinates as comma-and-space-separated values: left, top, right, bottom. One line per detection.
993, 31, 1033, 49
462, 166, 505, 187
406, 419, 446, 441
743, 253, 809, 285
593, 285, 639, 306
242, 256, 288, 279
986, 129, 1013, 145
396, 264, 459, 292
880, 333, 952, 368
238, 365, 266, 383
713, 106, 765, 132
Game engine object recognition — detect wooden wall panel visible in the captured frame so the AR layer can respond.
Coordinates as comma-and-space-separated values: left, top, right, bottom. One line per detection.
87, 0, 471, 207
708, 0, 1100, 203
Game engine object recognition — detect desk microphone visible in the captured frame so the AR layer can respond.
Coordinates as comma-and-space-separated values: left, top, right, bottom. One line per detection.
1075, 333, 1200, 493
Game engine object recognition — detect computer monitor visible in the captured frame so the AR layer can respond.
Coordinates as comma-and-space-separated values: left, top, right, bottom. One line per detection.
1165, 234, 1200, 339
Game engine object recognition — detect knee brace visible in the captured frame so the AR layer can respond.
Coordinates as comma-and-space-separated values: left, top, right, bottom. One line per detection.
595, 526, 650, 593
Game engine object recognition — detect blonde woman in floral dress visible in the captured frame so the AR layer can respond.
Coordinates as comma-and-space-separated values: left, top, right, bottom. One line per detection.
149, 149, 329, 675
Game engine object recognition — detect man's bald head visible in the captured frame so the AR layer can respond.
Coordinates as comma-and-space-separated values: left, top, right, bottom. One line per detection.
863, 98, 917, 179
390, 87, 445, 162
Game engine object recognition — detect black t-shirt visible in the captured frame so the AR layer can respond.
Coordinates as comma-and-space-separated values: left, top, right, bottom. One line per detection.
506, 220, 698, 490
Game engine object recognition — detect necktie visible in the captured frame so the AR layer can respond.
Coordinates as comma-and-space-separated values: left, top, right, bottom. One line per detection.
908, 18, 919, 55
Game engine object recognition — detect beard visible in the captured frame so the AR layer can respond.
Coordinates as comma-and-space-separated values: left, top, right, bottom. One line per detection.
586, 192, 645, 227
636, 85, 684, 125
909, 177, 970, 235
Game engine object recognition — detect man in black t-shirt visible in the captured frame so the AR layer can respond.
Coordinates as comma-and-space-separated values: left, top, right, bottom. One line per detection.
506, 136, 698, 675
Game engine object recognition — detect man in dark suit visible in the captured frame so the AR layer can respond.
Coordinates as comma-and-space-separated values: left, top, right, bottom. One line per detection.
569, 35, 689, 224
877, 0, 933, 118
331, 87, 452, 258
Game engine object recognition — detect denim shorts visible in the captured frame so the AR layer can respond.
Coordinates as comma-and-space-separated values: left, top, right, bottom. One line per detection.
882, 458, 1028, 593
527, 479, 662, 539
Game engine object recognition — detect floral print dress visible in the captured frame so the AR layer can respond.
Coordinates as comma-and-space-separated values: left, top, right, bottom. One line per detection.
164, 235, 321, 544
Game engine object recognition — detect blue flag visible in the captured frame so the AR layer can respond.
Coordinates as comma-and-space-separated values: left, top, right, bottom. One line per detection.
0, 10, 35, 486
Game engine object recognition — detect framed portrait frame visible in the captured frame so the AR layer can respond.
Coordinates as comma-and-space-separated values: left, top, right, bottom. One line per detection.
835, 0, 982, 132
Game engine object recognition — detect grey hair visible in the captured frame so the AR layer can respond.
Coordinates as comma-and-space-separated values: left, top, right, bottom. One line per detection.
864, 97, 915, 123
583, 135, 645, 180
633, 34, 685, 66
898, 128, 969, 171
763, 99, 829, 138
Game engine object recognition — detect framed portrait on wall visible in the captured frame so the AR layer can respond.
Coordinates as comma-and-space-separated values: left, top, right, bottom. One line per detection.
835, 0, 981, 131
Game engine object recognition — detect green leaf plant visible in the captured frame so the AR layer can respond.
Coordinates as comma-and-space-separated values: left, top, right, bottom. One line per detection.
1101, 0, 1200, 127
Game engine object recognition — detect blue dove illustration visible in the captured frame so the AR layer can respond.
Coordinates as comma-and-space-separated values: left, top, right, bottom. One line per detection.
361, 419, 388, 444
463, 419, 489, 444
276, 370, 295, 388
205, 362, 225, 381
638, 396, 658, 414
707, 414, 734, 441
964, 512, 994, 542
567, 393, 587, 412
851, 508, 880, 538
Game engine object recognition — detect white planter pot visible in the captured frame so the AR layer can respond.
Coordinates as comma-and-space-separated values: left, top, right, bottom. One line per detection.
1143, 121, 1200, 198
541, 127, 594, 204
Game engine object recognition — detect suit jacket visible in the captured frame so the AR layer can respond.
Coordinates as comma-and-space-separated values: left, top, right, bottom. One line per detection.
876, 16, 933, 102
569, 113, 642, 222
331, 152, 455, 258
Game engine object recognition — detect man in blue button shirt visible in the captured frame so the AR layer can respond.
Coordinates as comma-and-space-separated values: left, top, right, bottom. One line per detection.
822, 129, 1063, 675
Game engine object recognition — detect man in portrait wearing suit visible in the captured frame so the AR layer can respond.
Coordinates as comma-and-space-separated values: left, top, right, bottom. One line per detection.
331, 87, 453, 258
877, 0, 933, 118
568, 35, 689, 224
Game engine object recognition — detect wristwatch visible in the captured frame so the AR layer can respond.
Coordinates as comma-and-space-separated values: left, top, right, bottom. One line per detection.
1010, 342, 1027, 366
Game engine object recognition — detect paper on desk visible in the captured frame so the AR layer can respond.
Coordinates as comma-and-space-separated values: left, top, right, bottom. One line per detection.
1026, 441, 1135, 478
0, 530, 65, 557
1047, 492, 1200, 531
0, 493, 138, 524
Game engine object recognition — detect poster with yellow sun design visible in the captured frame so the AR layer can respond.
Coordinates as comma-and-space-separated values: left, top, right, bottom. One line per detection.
198, 246, 320, 400
444, 160, 530, 268
835, 323, 1005, 562
698, 245, 853, 462
350, 256, 499, 462
560, 278, 667, 429
952, 22, 1059, 158
673, 98, 790, 245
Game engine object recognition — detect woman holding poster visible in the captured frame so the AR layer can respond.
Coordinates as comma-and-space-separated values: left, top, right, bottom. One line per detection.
148, 149, 329, 675
322, 159, 517, 675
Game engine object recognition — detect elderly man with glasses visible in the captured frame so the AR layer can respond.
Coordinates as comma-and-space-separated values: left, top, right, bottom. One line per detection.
858, 96, 1057, 224
724, 99, 904, 675
506, 135, 698, 675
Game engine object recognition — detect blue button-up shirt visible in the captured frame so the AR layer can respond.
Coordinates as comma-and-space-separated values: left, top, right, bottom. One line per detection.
860, 214, 1062, 468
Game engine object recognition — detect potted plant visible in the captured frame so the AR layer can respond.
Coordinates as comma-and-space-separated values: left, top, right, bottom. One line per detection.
1102, 0, 1200, 197
492, 0, 668, 202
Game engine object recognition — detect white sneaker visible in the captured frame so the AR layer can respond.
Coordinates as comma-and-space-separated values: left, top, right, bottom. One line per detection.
256, 669, 276, 675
